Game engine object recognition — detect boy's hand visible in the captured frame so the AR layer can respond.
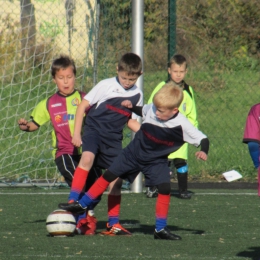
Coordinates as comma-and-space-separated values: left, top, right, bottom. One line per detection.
18, 118, 29, 131
121, 100, 133, 108
195, 151, 208, 161
72, 134, 82, 147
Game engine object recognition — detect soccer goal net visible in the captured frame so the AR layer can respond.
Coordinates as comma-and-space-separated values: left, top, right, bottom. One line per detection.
0, 0, 101, 187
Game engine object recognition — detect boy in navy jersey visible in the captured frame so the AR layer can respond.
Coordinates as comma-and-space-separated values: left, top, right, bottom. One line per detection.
59, 82, 209, 240
18, 55, 102, 235
64, 52, 143, 235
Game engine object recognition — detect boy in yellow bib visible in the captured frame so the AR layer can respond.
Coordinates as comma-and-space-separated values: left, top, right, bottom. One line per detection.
147, 54, 198, 199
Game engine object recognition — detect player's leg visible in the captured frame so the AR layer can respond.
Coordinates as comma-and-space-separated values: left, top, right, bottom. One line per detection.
55, 154, 100, 235
55, 154, 80, 187
97, 142, 132, 235
59, 169, 118, 212
68, 151, 95, 202
143, 161, 181, 240
258, 167, 260, 196
59, 148, 137, 235
146, 160, 173, 198
247, 142, 260, 196
174, 158, 191, 199
100, 177, 131, 235
154, 182, 181, 240
107, 178, 123, 226
76, 166, 103, 235
68, 131, 101, 202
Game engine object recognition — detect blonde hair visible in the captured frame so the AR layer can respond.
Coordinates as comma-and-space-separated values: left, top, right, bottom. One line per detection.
153, 82, 183, 109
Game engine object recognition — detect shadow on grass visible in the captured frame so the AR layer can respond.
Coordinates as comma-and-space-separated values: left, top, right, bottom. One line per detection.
237, 247, 260, 260
24, 219, 46, 223
96, 219, 205, 236
170, 189, 195, 198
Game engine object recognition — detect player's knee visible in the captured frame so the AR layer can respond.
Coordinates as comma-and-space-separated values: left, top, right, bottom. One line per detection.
174, 158, 188, 173
157, 183, 171, 195
79, 152, 94, 169
108, 178, 123, 195
103, 170, 118, 183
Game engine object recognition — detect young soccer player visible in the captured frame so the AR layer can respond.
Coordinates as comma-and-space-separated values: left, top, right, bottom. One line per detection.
242, 103, 260, 196
65, 52, 143, 235
147, 54, 198, 199
18, 55, 101, 235
58, 82, 209, 240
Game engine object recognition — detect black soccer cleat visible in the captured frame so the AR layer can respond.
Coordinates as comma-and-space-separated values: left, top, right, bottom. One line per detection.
154, 227, 182, 240
179, 190, 192, 199
58, 201, 86, 214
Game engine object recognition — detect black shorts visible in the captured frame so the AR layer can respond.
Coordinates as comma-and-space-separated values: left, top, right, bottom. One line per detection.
55, 154, 102, 191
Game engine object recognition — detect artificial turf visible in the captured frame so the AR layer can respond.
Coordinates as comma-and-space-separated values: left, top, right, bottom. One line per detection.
0, 187, 259, 260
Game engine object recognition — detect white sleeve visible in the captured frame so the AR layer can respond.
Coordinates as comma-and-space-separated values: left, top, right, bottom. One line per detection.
182, 118, 207, 147
84, 80, 108, 105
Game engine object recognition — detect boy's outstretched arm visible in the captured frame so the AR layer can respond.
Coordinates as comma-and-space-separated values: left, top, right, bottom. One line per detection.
195, 138, 209, 161
72, 99, 90, 147
127, 119, 141, 132
121, 100, 143, 117
18, 118, 39, 132
122, 100, 143, 132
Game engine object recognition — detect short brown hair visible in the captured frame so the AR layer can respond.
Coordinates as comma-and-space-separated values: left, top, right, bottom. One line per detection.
118, 53, 142, 76
153, 82, 183, 109
51, 55, 76, 78
168, 54, 187, 69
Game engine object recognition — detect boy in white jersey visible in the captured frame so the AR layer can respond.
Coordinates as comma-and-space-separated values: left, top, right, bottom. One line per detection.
59, 82, 209, 240
18, 55, 101, 235
64, 52, 143, 235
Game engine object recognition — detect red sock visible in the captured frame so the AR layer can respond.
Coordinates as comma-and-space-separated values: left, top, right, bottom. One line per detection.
155, 194, 170, 219
87, 176, 110, 199
108, 194, 121, 226
69, 167, 89, 201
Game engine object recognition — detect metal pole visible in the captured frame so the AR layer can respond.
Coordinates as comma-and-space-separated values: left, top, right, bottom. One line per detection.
131, 0, 144, 193
93, 0, 100, 86
168, 0, 176, 61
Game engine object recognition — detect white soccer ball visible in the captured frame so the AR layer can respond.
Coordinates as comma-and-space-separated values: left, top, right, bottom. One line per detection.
46, 209, 76, 237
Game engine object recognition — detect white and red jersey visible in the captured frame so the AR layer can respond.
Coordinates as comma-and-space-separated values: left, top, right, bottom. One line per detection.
129, 103, 207, 162
83, 76, 143, 142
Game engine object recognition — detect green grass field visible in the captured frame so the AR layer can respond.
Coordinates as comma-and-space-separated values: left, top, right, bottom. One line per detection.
0, 187, 259, 260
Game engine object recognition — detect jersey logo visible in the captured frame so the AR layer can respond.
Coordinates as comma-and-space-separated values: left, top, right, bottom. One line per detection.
51, 103, 62, 108
54, 114, 74, 123
55, 115, 62, 123
71, 98, 80, 106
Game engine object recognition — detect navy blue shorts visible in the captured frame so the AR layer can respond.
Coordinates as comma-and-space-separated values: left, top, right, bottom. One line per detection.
108, 146, 170, 187
82, 129, 122, 169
